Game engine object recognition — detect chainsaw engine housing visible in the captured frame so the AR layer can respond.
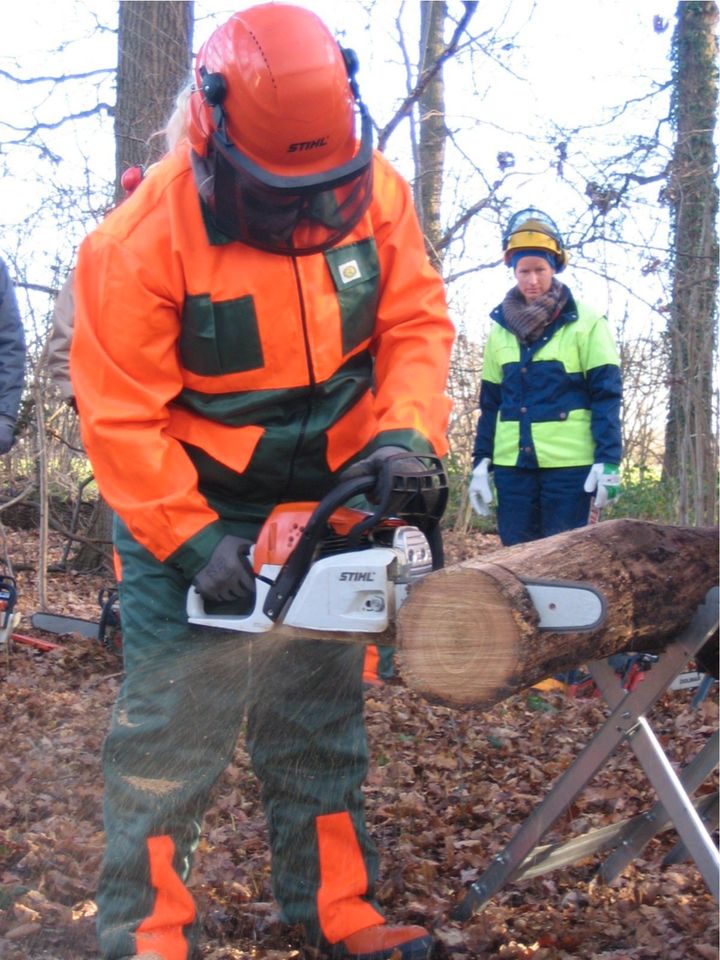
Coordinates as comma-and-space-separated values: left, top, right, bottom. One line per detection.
281, 524, 432, 632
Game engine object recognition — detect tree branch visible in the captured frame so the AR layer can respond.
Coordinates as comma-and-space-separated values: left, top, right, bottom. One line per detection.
0, 103, 115, 144
0, 67, 113, 85
377, 1, 478, 152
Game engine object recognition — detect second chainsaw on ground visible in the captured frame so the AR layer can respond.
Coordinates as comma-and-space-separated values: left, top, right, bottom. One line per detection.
186, 453, 448, 635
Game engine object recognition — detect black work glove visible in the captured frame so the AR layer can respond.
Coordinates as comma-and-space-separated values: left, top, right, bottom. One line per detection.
338, 445, 426, 504
0, 418, 15, 455
192, 535, 255, 603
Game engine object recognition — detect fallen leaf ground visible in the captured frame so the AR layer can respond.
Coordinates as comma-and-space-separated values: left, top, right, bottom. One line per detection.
0, 525, 717, 960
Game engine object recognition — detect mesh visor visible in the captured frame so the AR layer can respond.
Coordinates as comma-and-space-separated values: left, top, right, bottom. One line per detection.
206, 106, 374, 255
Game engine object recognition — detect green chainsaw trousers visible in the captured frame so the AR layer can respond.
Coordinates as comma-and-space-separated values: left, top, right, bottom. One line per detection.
97, 517, 383, 960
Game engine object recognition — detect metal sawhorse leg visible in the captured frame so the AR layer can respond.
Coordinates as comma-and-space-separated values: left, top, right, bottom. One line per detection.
453, 587, 719, 920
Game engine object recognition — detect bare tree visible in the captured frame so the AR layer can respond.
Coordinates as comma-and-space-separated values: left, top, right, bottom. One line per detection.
415, 0, 450, 271
663, 0, 719, 525
115, 1, 194, 195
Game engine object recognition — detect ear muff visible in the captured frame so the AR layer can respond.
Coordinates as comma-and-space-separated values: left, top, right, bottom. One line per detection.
340, 46, 360, 100
341, 46, 359, 77
199, 65, 227, 107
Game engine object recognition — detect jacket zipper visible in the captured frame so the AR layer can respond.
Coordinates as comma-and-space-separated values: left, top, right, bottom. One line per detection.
285, 257, 317, 494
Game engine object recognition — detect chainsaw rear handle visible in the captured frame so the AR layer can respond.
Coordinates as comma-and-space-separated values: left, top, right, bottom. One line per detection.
262, 453, 447, 623
347, 452, 447, 540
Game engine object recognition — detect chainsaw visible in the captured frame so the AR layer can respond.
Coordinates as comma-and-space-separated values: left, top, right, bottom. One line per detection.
31, 587, 121, 651
0, 575, 21, 648
187, 453, 448, 635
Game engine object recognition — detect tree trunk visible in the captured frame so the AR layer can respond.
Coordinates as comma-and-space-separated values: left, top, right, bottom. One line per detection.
34, 382, 49, 607
71, 496, 114, 574
397, 519, 718, 708
663, 1, 719, 525
114, 0, 194, 196
416, 0, 447, 272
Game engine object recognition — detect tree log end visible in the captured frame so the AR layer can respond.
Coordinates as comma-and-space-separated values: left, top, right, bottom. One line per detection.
397, 567, 524, 707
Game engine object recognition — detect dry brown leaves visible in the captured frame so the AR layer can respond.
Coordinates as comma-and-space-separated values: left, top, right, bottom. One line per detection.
0, 528, 717, 959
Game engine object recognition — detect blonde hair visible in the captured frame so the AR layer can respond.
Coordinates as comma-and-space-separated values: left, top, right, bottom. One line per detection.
164, 81, 193, 151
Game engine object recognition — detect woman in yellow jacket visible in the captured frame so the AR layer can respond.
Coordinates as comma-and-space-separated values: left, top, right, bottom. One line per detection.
71, 6, 453, 960
469, 209, 622, 544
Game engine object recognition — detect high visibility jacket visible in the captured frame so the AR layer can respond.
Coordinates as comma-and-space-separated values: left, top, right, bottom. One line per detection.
71, 148, 454, 576
473, 290, 622, 469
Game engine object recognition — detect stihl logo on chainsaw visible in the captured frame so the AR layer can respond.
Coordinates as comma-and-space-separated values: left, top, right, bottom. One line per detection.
339, 571, 376, 582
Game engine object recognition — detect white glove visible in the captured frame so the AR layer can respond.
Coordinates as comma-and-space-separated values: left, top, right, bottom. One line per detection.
469, 458, 493, 516
583, 463, 621, 509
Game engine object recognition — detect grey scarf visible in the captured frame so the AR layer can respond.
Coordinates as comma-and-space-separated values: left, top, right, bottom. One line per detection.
502, 278, 569, 344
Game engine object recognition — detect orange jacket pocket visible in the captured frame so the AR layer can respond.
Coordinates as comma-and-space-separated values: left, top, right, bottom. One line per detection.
165, 407, 264, 475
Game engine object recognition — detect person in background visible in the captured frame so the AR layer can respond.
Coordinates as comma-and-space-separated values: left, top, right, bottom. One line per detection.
45, 268, 76, 407
468, 208, 622, 545
0, 256, 26, 455
45, 168, 146, 408
70, 5, 454, 960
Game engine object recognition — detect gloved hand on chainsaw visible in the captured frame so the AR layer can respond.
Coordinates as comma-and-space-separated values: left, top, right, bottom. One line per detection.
338, 445, 427, 504
193, 535, 255, 603
468, 457, 493, 516
583, 463, 621, 509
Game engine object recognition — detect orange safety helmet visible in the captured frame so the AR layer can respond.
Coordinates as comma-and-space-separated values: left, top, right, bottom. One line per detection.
189, 3, 362, 177
187, 3, 374, 253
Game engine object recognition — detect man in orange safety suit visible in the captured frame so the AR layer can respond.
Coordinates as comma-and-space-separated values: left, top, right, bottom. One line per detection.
71, 5, 454, 959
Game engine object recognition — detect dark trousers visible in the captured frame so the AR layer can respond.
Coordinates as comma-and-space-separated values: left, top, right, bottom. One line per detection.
493, 465, 592, 546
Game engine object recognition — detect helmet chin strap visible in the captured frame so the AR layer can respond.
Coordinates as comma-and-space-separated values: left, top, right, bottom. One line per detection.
212, 103, 233, 150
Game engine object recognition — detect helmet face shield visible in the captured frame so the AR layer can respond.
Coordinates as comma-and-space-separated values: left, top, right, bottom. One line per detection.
204, 103, 374, 255
188, 5, 375, 255
502, 207, 568, 271
502, 208, 563, 249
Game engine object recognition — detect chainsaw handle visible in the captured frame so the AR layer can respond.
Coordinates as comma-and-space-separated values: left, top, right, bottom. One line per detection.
262, 473, 376, 621
262, 454, 447, 623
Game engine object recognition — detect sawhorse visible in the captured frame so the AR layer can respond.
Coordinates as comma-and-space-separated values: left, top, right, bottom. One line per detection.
453, 587, 719, 920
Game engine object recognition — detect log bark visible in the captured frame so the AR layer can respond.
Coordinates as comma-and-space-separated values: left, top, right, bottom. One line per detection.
397, 519, 719, 708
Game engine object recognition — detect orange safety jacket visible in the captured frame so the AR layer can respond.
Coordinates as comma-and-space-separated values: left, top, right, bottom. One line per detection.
71, 147, 454, 577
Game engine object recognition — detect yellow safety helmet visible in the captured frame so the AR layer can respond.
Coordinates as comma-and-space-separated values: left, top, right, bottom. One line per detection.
502, 208, 568, 272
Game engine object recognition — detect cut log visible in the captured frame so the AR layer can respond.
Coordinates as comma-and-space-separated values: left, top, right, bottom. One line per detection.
397, 519, 718, 708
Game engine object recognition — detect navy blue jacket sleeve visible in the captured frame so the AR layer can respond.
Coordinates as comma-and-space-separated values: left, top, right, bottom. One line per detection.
0, 258, 26, 423
472, 379, 501, 467
587, 363, 622, 464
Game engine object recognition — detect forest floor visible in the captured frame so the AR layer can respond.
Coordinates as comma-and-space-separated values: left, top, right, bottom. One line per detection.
0, 522, 717, 960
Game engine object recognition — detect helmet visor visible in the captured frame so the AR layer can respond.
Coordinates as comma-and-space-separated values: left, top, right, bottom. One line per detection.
502, 207, 563, 251
204, 105, 374, 255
